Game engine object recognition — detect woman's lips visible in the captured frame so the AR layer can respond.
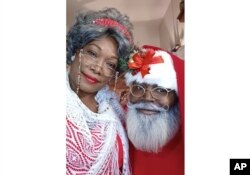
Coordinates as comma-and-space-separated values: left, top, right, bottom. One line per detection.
83, 73, 98, 84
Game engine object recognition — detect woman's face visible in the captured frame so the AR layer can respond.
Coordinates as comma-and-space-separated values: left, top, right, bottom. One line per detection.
68, 36, 118, 95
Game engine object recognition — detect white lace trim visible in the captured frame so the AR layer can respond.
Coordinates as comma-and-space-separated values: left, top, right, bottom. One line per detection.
66, 74, 131, 174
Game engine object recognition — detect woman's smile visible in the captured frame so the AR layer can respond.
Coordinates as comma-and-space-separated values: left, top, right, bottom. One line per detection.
83, 73, 99, 84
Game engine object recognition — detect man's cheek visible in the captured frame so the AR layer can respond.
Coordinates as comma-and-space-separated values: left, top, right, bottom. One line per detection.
128, 94, 140, 104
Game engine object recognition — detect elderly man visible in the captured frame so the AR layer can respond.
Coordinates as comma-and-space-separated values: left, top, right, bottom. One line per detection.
124, 45, 184, 175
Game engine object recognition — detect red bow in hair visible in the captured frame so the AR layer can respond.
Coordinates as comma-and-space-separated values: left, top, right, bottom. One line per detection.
128, 49, 164, 77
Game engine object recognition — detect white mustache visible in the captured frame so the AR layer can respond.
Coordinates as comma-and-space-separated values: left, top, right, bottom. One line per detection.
127, 102, 166, 112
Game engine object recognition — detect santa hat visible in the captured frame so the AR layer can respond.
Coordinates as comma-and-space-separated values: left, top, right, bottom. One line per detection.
125, 45, 178, 93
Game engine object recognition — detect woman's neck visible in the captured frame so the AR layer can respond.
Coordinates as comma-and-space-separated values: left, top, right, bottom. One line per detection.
68, 76, 99, 113
78, 91, 99, 113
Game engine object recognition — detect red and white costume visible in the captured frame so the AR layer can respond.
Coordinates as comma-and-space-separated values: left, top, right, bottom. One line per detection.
125, 45, 184, 175
66, 76, 131, 175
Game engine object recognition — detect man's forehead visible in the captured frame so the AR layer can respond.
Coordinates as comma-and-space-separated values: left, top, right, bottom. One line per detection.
132, 81, 158, 88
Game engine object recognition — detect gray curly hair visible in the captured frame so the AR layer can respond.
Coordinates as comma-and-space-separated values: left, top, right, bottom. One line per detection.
67, 8, 134, 73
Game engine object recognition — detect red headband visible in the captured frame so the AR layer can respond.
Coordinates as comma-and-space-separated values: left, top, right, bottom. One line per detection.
93, 18, 132, 43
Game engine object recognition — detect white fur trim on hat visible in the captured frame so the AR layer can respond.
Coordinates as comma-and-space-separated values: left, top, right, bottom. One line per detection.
125, 50, 178, 93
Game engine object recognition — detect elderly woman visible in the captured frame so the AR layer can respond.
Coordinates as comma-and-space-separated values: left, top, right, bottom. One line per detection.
66, 8, 133, 175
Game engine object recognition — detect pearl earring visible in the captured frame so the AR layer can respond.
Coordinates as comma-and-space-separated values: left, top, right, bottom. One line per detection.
71, 55, 75, 62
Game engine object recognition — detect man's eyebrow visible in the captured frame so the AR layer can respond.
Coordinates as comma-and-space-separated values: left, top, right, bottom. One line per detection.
142, 83, 159, 88
151, 84, 159, 88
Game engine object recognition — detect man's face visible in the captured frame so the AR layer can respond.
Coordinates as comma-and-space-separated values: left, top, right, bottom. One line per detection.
126, 82, 180, 153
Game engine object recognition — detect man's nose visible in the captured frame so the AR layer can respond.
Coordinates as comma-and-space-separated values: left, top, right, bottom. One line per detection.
143, 89, 155, 102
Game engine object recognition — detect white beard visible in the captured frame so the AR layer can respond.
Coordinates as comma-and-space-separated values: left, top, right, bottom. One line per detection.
126, 102, 179, 153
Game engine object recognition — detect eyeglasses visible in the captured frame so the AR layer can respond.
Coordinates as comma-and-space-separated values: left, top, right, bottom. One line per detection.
79, 49, 117, 77
130, 84, 173, 100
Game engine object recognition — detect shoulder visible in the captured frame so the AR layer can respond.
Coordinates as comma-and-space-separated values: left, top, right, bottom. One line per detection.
96, 86, 125, 121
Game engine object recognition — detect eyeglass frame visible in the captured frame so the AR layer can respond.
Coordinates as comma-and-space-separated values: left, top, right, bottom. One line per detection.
129, 83, 173, 100
79, 49, 118, 78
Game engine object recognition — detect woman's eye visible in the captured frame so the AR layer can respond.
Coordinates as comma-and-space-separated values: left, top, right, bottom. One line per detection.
106, 62, 117, 70
87, 50, 97, 58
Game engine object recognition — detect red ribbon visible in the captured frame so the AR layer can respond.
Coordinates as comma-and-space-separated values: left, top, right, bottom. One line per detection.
128, 49, 164, 77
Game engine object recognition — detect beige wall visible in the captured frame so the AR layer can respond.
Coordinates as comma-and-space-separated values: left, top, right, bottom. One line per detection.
132, 19, 161, 47
66, 0, 184, 54
132, 0, 184, 53
159, 0, 183, 51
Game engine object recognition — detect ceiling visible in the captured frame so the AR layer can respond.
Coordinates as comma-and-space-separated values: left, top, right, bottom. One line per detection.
67, 0, 172, 29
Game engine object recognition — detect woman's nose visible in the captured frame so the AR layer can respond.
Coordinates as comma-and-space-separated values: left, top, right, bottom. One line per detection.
90, 60, 103, 74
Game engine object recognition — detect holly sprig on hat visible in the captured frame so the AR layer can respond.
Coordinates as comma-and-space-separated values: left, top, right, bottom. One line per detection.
118, 46, 141, 73
127, 47, 164, 77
